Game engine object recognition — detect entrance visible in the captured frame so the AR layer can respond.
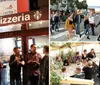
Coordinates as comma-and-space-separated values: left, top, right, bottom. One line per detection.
0, 35, 48, 85
0, 7, 49, 85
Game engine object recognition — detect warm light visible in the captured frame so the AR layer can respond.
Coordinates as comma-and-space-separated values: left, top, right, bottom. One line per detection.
33, 11, 42, 20
29, 24, 32, 26
40, 21, 42, 24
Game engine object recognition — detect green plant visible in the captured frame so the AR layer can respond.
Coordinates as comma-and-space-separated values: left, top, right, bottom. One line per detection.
60, 50, 66, 61
66, 51, 75, 63
50, 71, 61, 85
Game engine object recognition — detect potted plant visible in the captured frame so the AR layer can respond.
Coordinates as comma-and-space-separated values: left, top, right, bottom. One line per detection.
66, 51, 75, 63
50, 71, 61, 85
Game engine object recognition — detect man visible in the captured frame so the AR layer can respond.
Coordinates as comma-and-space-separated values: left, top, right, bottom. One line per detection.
9, 47, 24, 85
54, 12, 60, 32
27, 44, 41, 85
87, 48, 96, 60
40, 45, 49, 85
51, 11, 55, 31
89, 10, 96, 35
74, 10, 82, 35
96, 18, 100, 41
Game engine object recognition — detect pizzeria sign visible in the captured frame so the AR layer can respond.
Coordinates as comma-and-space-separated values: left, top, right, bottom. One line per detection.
0, 7, 48, 26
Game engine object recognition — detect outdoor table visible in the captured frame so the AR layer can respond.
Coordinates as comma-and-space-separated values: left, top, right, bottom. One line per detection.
91, 57, 100, 67
56, 63, 84, 77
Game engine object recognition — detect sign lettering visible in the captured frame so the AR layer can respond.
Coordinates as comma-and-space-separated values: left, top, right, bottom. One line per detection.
0, 7, 48, 26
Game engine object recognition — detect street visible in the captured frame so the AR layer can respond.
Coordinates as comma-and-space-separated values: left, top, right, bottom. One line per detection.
50, 14, 100, 41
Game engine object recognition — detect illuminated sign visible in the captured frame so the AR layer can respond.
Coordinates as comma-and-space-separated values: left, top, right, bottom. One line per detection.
0, 7, 48, 26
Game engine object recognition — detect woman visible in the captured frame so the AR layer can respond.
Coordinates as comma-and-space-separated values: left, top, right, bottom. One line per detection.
73, 52, 81, 63
80, 16, 90, 39
82, 49, 88, 60
65, 13, 75, 38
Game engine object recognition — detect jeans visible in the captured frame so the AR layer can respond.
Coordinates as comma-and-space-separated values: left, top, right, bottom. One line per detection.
29, 75, 40, 85
90, 24, 95, 35
55, 22, 59, 31
76, 23, 80, 34
81, 25, 89, 37
1, 68, 8, 85
10, 71, 21, 85
50, 24, 52, 33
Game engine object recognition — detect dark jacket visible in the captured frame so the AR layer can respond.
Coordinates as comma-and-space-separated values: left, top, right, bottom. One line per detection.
84, 19, 89, 29
9, 54, 23, 74
82, 54, 88, 60
54, 16, 60, 23
87, 52, 96, 59
74, 14, 81, 23
71, 73, 85, 79
40, 55, 49, 78
63, 59, 69, 66
83, 67, 93, 79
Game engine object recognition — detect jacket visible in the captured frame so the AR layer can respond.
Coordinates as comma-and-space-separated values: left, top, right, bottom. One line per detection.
65, 19, 74, 29
74, 14, 81, 23
9, 54, 23, 73
40, 55, 49, 78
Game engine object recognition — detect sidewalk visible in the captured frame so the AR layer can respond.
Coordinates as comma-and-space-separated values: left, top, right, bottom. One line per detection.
50, 15, 100, 41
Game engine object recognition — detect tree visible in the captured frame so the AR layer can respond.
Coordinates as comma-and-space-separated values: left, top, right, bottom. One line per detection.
68, 0, 88, 10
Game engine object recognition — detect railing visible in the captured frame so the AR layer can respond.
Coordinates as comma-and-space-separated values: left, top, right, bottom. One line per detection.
60, 78, 94, 85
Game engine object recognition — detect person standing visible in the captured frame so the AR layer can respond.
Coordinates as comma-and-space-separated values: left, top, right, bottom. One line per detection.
54, 12, 60, 32
9, 47, 24, 85
80, 16, 90, 39
51, 11, 55, 31
74, 10, 82, 35
65, 12, 75, 38
89, 10, 96, 35
27, 44, 41, 85
40, 45, 49, 85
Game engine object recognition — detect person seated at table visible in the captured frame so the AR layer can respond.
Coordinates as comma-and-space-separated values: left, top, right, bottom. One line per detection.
82, 49, 88, 61
63, 57, 69, 66
56, 55, 62, 62
71, 68, 85, 79
72, 52, 81, 64
55, 56, 63, 69
96, 61, 100, 78
83, 61, 93, 80
60, 67, 70, 79
87, 48, 96, 60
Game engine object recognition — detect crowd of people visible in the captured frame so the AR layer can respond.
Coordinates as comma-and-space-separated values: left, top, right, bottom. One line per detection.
0, 44, 49, 85
55, 48, 100, 81
50, 11, 60, 34
50, 10, 100, 40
